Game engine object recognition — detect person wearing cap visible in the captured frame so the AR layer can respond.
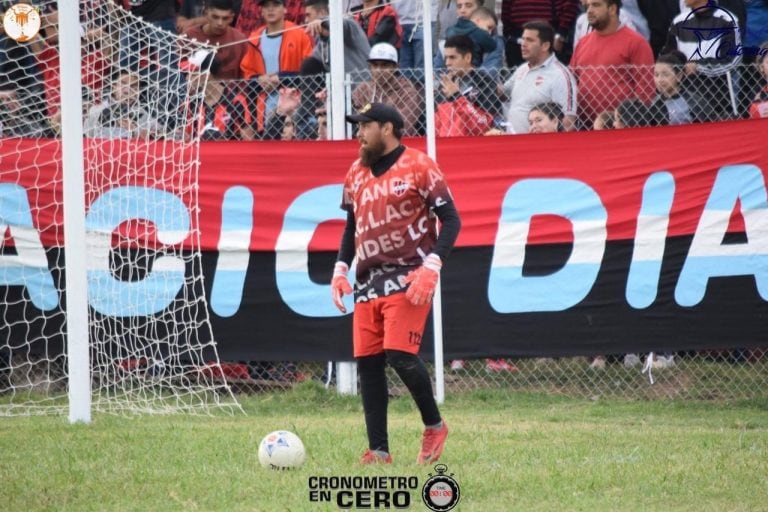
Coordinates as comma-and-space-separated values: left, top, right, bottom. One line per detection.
304, 0, 370, 75
351, 42, 423, 137
331, 102, 461, 465
240, 0, 314, 133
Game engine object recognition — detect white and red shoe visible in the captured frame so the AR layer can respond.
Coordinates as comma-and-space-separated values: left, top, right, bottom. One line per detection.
417, 421, 449, 465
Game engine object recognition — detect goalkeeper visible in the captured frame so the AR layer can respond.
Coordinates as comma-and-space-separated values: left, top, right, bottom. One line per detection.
332, 103, 461, 465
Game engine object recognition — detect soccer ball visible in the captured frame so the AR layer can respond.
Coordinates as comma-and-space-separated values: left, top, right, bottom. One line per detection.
258, 430, 306, 470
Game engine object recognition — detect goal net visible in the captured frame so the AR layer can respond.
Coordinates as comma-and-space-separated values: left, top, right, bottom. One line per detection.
0, 0, 241, 415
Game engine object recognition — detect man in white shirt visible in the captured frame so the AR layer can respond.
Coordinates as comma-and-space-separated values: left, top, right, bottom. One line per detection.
502, 20, 578, 133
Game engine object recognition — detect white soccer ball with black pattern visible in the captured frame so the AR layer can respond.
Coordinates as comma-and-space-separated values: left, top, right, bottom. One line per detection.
258, 430, 306, 470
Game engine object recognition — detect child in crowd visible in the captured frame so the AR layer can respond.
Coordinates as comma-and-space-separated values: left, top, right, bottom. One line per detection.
435, 0, 496, 69
749, 44, 768, 119
84, 71, 157, 139
650, 51, 704, 125
469, 7, 505, 75
593, 110, 615, 130
528, 102, 564, 133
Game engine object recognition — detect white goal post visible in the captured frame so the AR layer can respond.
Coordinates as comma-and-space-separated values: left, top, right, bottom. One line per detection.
0, 0, 240, 418
59, 0, 89, 422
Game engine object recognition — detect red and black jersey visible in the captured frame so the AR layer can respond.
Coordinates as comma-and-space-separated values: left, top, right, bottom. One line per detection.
196, 89, 252, 140
341, 147, 454, 301
352, 1, 403, 49
501, 0, 580, 35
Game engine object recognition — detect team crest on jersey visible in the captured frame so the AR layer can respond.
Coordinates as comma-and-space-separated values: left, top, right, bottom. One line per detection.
391, 179, 409, 196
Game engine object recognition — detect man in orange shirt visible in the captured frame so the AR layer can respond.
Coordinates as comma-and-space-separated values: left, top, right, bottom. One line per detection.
235, 0, 305, 36
240, 0, 313, 131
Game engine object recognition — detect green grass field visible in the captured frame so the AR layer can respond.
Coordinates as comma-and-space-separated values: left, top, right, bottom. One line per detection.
2, 382, 767, 512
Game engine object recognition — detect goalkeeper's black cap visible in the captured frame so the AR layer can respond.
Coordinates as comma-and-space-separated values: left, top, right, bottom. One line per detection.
345, 102, 404, 130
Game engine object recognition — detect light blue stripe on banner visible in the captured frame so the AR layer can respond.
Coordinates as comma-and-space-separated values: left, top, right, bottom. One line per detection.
676, 255, 768, 307
706, 165, 767, 211
626, 172, 675, 309
277, 271, 346, 317
86, 186, 190, 233
89, 270, 186, 316
211, 186, 253, 318
488, 263, 602, 313
0, 267, 58, 311
211, 269, 249, 318
276, 184, 350, 318
627, 261, 667, 308
500, 178, 608, 222
280, 184, 342, 233
638, 172, 675, 217
0, 184, 58, 310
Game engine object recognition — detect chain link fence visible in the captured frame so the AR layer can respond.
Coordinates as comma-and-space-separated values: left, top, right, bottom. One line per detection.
173, 61, 766, 143
4, 62, 765, 140
427, 350, 768, 401
5, 350, 767, 401
215, 349, 768, 401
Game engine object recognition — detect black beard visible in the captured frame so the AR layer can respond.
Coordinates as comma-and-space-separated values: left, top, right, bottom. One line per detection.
589, 17, 608, 31
359, 139, 387, 167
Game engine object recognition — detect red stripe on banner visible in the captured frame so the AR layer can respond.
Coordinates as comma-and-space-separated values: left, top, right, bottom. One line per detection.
205, 119, 765, 250
4, 119, 768, 251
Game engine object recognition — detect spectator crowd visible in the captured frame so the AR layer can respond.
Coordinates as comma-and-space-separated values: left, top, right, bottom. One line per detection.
1, 0, 767, 141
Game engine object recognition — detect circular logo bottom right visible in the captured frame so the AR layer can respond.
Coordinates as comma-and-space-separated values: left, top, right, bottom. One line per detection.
421, 464, 460, 511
